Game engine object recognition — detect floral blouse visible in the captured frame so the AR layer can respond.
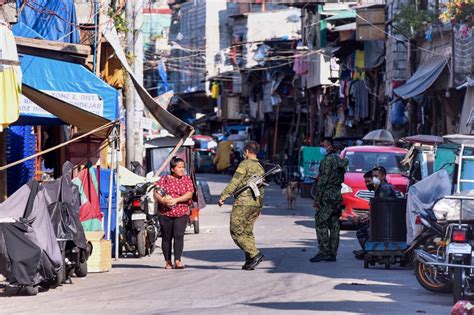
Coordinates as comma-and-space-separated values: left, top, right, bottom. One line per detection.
156, 175, 195, 217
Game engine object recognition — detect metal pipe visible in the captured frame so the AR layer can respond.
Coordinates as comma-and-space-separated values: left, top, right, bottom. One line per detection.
115, 130, 121, 261
93, 0, 99, 72
106, 139, 115, 241
415, 249, 439, 264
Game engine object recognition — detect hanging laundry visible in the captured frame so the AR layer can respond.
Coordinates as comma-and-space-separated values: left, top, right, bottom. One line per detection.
293, 54, 309, 75
350, 80, 369, 122
0, 23, 22, 132
353, 50, 365, 80
72, 163, 103, 224
211, 81, 219, 99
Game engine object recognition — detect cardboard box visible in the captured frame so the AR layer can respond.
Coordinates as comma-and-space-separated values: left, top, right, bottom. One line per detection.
85, 232, 112, 273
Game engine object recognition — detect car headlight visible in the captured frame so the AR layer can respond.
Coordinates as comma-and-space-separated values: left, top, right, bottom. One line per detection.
341, 183, 353, 194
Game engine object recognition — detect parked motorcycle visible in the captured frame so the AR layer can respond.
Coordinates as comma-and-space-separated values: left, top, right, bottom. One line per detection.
412, 206, 450, 293
415, 195, 474, 303
121, 181, 160, 257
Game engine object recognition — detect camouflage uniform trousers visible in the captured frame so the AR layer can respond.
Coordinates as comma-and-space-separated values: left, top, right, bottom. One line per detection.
315, 198, 341, 256
230, 205, 261, 259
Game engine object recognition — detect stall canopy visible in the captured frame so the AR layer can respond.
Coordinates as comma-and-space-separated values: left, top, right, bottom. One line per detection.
394, 57, 448, 99
22, 84, 112, 138
14, 54, 119, 126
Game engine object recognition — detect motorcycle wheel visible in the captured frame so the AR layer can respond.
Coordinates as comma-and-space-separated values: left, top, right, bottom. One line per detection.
136, 229, 146, 258
452, 267, 464, 304
415, 259, 451, 293
75, 261, 88, 278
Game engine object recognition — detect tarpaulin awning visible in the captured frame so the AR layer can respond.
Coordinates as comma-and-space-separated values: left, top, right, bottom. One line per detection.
394, 57, 448, 99
326, 10, 356, 20
15, 55, 119, 125
22, 84, 112, 138
102, 25, 193, 138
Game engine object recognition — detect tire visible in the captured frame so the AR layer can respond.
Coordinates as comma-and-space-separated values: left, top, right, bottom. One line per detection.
364, 255, 369, 269
415, 260, 451, 293
136, 229, 146, 257
75, 261, 88, 278
452, 267, 464, 304
193, 220, 200, 234
23, 285, 38, 296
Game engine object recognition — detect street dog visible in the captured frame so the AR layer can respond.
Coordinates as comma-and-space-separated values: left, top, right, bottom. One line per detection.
283, 181, 298, 210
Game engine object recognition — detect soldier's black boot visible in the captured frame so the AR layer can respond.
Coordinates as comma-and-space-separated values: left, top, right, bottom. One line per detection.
309, 252, 332, 262
242, 253, 251, 269
243, 253, 264, 270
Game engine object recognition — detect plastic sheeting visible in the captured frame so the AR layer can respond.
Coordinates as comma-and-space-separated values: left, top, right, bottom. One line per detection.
15, 0, 80, 43
406, 169, 452, 244
0, 181, 62, 285
433, 190, 474, 221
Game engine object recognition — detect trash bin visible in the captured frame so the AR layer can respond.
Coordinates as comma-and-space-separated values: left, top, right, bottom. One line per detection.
370, 197, 407, 242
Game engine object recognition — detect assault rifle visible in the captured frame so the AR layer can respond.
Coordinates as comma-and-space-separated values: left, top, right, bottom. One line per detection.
233, 165, 282, 198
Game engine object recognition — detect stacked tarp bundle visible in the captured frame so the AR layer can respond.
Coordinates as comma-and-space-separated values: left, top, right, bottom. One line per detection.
72, 163, 104, 232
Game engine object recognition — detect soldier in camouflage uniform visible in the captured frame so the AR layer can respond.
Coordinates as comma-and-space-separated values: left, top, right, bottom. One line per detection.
354, 166, 397, 259
310, 137, 348, 263
218, 141, 265, 270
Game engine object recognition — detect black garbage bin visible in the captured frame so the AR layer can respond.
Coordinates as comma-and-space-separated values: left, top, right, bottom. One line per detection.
370, 197, 407, 242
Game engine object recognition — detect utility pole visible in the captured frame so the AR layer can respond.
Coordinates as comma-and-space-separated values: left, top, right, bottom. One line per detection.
125, 0, 135, 167
133, 0, 144, 165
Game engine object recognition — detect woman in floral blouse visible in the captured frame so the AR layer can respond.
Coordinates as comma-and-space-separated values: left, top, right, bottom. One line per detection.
155, 156, 195, 269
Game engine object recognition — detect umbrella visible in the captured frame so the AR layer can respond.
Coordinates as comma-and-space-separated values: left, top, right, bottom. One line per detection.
362, 129, 395, 143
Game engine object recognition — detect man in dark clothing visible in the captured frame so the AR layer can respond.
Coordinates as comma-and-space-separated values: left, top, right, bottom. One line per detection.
310, 137, 348, 263
353, 166, 397, 259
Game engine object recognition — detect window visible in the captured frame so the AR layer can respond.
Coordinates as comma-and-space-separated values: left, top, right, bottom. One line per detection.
345, 151, 408, 174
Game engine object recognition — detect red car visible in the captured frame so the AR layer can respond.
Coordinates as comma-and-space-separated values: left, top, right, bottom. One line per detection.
340, 146, 409, 224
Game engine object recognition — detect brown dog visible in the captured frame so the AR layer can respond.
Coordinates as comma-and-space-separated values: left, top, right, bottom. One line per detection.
283, 181, 298, 210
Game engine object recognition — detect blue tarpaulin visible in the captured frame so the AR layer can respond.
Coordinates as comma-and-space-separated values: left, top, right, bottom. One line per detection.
16, 55, 119, 124
12, 7, 118, 125
15, 0, 80, 43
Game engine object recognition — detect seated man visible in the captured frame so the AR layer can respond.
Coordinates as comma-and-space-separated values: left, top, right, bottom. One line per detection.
353, 166, 397, 260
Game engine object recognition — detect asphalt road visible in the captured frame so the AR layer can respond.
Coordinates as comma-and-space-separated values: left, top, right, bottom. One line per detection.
0, 173, 452, 314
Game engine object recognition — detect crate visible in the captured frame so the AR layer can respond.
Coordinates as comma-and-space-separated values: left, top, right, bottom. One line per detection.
356, 5, 385, 41
85, 232, 112, 273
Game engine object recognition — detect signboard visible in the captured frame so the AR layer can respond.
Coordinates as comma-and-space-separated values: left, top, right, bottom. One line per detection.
20, 90, 104, 118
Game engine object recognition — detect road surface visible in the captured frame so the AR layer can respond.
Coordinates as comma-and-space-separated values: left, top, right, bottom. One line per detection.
0, 173, 452, 314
